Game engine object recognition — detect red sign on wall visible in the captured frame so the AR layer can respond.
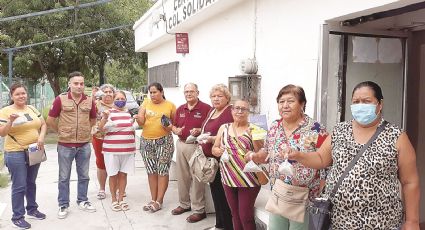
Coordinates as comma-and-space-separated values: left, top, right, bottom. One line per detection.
176, 33, 189, 54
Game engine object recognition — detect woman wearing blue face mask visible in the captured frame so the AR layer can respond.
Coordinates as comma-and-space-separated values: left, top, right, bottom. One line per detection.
98, 91, 136, 212
288, 81, 420, 229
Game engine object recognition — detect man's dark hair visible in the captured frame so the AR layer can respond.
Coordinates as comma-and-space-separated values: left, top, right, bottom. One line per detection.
68, 71, 84, 80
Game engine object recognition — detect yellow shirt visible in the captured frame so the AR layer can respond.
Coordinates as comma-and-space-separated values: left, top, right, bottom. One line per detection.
141, 99, 176, 139
0, 105, 42, 151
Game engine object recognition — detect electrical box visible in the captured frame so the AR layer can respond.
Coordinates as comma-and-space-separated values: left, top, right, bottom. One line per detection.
228, 75, 261, 114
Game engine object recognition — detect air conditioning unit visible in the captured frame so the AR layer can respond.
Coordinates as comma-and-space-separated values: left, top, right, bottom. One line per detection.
240, 58, 258, 74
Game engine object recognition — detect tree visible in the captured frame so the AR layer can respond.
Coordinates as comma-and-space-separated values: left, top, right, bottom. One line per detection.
104, 59, 146, 91
0, 0, 150, 95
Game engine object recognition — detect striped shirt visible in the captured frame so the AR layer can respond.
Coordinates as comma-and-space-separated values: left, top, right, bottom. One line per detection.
102, 109, 136, 155
220, 124, 260, 187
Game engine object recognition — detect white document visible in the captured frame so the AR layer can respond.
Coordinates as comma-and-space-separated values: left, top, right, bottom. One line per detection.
352, 37, 378, 63
378, 38, 402, 63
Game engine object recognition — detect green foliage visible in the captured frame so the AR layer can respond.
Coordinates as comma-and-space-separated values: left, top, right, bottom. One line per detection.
0, 151, 3, 168
0, 152, 9, 188
42, 103, 51, 120
105, 59, 146, 91
0, 173, 8, 188
0, 0, 150, 95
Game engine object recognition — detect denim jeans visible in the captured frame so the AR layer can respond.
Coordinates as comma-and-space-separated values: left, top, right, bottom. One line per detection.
4, 151, 40, 221
57, 143, 91, 207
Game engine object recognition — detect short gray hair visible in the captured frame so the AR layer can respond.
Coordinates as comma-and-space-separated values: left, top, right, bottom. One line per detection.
210, 84, 231, 104
100, 84, 115, 93
184, 83, 198, 90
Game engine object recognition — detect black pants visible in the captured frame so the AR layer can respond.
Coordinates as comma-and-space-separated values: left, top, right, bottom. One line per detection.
210, 171, 233, 230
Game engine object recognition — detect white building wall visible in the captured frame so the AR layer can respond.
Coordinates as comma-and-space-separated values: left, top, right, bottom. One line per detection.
134, 0, 399, 122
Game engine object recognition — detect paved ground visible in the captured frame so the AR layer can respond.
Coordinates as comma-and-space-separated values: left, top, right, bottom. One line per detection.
0, 144, 215, 230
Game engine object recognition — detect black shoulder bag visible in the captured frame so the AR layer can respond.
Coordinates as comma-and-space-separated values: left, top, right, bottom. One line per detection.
308, 121, 388, 230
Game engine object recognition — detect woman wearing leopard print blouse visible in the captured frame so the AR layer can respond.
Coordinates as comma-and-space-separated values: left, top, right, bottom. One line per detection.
289, 81, 420, 230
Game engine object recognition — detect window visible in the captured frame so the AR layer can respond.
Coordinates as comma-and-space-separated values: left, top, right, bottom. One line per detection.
148, 61, 179, 87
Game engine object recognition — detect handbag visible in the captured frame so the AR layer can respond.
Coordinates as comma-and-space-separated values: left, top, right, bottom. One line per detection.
8, 135, 47, 166
265, 179, 309, 222
26, 144, 47, 166
188, 145, 219, 183
308, 121, 388, 230
188, 109, 219, 184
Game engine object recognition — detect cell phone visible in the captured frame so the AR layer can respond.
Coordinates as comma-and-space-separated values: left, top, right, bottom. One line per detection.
24, 113, 33, 121
161, 114, 171, 127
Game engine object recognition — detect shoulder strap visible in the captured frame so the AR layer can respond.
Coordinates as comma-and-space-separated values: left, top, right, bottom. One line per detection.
221, 124, 229, 147
232, 123, 248, 151
330, 120, 388, 198
27, 105, 41, 118
8, 134, 24, 147
201, 108, 216, 133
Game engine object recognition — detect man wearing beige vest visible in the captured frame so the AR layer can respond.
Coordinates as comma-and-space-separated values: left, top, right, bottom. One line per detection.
46, 71, 97, 219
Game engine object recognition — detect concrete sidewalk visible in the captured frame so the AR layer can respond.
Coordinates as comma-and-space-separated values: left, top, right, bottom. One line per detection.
0, 144, 215, 230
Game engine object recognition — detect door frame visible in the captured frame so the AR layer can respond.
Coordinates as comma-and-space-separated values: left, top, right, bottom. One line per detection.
316, 23, 409, 129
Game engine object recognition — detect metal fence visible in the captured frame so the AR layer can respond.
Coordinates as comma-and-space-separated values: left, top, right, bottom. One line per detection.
0, 78, 55, 114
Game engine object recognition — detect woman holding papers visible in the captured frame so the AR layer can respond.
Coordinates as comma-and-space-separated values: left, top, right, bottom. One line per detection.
0, 83, 47, 229
212, 99, 264, 230
99, 90, 136, 212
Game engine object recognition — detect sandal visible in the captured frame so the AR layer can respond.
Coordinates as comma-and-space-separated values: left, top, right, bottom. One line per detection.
120, 201, 130, 211
149, 201, 162, 213
111, 201, 121, 212
97, 190, 106, 200
143, 200, 155, 211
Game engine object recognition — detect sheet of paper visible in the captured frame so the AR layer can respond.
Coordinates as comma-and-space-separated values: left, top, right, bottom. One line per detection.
352, 37, 378, 63
378, 38, 402, 63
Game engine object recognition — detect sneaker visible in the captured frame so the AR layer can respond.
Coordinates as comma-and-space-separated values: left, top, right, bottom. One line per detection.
12, 218, 31, 229
57, 206, 69, 219
27, 210, 46, 220
78, 201, 96, 213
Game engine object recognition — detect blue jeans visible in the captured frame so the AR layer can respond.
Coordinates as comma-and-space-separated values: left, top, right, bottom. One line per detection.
57, 143, 91, 207
4, 151, 40, 221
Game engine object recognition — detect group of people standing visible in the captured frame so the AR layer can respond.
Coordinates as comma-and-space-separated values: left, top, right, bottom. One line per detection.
0, 69, 421, 230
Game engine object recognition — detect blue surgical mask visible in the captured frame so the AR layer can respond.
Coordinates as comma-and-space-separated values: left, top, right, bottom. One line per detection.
350, 103, 379, 125
114, 100, 126, 108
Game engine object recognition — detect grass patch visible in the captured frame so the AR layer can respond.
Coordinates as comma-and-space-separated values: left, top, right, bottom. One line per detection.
45, 131, 58, 145
0, 152, 9, 188
0, 151, 3, 168
0, 174, 9, 188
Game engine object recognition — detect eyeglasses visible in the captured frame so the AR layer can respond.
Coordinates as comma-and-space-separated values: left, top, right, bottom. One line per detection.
232, 106, 249, 113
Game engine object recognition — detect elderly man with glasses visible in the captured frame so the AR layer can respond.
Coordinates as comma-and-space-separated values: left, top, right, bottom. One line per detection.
170, 83, 211, 223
